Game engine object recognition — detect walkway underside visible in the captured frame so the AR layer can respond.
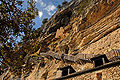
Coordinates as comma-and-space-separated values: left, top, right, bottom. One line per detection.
37, 49, 120, 63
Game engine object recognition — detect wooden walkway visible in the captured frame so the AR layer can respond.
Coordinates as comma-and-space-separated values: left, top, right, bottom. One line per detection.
38, 49, 120, 63
39, 52, 94, 62
106, 49, 120, 61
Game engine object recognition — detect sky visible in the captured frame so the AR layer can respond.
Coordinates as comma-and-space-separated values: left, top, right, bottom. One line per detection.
26, 0, 71, 29
14, 0, 71, 42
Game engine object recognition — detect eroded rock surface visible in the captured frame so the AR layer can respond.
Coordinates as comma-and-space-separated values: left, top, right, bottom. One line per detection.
1, 0, 120, 80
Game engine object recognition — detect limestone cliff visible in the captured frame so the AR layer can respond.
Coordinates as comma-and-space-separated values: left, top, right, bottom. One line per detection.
0, 0, 120, 80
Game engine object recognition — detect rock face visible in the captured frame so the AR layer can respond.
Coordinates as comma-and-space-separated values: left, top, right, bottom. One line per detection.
1, 0, 120, 80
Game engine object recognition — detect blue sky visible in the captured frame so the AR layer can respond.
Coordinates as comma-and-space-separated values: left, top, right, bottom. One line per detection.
29, 0, 71, 29
14, 0, 71, 42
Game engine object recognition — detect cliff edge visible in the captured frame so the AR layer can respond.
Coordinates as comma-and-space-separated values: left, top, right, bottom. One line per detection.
1, 0, 120, 80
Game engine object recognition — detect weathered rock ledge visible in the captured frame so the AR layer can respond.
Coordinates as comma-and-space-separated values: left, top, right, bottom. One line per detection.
0, 0, 120, 80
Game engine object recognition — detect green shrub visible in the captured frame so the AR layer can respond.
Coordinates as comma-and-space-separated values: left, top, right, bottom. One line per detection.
62, 1, 68, 6
57, 4, 62, 9
42, 18, 48, 24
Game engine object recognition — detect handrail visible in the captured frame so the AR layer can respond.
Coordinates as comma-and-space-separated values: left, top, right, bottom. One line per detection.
53, 60, 120, 80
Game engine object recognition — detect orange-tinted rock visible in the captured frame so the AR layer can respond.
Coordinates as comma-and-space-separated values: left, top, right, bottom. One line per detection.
55, 27, 65, 38
1, 0, 120, 80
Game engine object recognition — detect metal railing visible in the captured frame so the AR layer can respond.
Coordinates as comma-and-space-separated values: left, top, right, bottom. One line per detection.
53, 60, 120, 80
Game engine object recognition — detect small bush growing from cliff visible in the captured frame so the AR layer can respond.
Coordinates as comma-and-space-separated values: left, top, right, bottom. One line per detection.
57, 4, 62, 9
62, 1, 68, 6
40, 18, 48, 33
42, 18, 48, 24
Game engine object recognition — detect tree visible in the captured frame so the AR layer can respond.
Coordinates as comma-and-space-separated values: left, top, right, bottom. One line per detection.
0, 0, 38, 75
62, 1, 68, 6
42, 18, 48, 24
57, 4, 62, 9
40, 18, 48, 32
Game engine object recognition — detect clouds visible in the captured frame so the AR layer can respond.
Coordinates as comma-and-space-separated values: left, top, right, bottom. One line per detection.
40, 0, 46, 7
35, 0, 56, 16
38, 11, 43, 18
35, 0, 46, 7
45, 4, 56, 15
34, 0, 38, 2
23, 0, 71, 29
45, 5, 56, 12
35, 0, 57, 20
